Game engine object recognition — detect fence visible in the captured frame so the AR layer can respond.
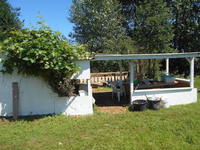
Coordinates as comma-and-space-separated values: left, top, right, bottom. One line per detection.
90, 72, 128, 85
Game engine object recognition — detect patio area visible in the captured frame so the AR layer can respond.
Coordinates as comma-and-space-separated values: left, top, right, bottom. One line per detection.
92, 52, 200, 108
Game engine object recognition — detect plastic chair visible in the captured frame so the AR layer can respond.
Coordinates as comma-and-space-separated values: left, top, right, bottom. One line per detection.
107, 81, 126, 102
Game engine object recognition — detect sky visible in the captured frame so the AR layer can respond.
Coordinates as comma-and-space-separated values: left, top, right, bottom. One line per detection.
8, 0, 74, 38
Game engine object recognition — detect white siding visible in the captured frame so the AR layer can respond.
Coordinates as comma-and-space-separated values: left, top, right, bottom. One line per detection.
71, 61, 90, 79
0, 61, 93, 116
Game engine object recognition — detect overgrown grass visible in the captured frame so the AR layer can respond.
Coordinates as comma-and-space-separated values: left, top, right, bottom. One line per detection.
0, 77, 200, 150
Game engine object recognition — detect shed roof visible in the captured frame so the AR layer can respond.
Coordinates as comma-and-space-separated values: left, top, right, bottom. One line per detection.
93, 52, 200, 61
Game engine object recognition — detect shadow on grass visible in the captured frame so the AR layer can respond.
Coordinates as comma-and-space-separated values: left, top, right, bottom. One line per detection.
0, 114, 55, 122
93, 91, 130, 107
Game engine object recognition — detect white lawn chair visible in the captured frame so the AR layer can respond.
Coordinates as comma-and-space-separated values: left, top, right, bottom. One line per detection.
107, 81, 126, 102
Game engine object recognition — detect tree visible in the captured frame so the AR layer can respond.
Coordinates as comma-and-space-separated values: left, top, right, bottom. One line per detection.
132, 0, 174, 78
70, 0, 137, 72
166, 0, 200, 75
172, 0, 199, 52
69, 0, 135, 54
120, 0, 200, 76
0, 0, 22, 40
118, 0, 136, 36
133, 0, 174, 54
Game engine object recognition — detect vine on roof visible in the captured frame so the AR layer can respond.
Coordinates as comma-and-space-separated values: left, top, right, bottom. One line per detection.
0, 25, 91, 96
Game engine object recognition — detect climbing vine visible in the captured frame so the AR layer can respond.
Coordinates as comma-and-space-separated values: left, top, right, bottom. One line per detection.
0, 27, 91, 96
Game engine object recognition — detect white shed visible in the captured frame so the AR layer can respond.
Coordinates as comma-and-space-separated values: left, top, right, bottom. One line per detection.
0, 60, 93, 117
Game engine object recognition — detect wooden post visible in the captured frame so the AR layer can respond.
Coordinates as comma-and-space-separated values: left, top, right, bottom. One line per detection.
87, 79, 92, 97
119, 62, 123, 81
130, 61, 134, 103
12, 82, 19, 120
190, 57, 195, 88
166, 58, 169, 75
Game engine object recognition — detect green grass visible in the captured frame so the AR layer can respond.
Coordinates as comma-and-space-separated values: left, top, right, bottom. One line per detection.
93, 87, 112, 92
0, 77, 200, 150
195, 76, 200, 99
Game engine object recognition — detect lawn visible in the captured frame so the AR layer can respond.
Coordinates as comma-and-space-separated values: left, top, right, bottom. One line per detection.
0, 77, 200, 150
93, 87, 112, 92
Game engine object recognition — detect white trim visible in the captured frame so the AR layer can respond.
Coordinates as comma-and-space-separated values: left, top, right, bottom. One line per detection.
166, 58, 169, 75
175, 78, 190, 82
190, 57, 195, 88
134, 87, 193, 93
94, 52, 200, 61
130, 62, 134, 103
87, 79, 92, 97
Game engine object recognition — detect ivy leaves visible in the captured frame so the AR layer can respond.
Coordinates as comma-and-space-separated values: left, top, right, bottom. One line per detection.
0, 28, 91, 96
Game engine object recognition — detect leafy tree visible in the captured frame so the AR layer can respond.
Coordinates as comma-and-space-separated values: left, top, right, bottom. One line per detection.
0, 0, 22, 40
131, 0, 175, 78
120, 0, 200, 76
69, 0, 135, 54
70, 0, 137, 72
166, 0, 200, 75
118, 0, 136, 35
0, 26, 91, 96
172, 0, 199, 52
133, 0, 174, 54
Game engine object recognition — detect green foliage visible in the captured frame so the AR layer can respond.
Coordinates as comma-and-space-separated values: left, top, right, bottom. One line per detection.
131, 0, 175, 78
169, 0, 200, 75
70, 0, 199, 75
120, 0, 200, 76
133, 0, 174, 53
0, 0, 22, 41
70, 0, 136, 54
0, 27, 91, 96
70, 0, 137, 72
172, 0, 199, 52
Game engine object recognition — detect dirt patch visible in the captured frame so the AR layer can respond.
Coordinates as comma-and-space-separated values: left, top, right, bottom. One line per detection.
97, 106, 127, 114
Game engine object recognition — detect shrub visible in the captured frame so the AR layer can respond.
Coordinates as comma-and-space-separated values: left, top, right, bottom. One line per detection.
0, 28, 91, 96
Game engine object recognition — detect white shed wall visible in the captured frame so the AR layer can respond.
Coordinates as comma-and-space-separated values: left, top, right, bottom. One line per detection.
71, 61, 90, 79
0, 61, 93, 117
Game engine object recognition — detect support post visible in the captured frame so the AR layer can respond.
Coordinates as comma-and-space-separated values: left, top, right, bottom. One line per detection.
190, 57, 195, 88
166, 58, 169, 75
87, 79, 92, 97
129, 61, 134, 103
12, 82, 19, 120
119, 61, 123, 81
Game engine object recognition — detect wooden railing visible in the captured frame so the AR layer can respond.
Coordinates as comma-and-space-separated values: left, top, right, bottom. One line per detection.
79, 72, 128, 85
90, 72, 128, 85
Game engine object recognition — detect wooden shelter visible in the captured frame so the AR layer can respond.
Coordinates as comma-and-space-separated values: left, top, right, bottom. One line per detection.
94, 52, 200, 107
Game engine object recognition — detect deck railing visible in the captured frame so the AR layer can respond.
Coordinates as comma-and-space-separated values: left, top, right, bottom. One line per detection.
90, 72, 128, 85
79, 72, 128, 84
